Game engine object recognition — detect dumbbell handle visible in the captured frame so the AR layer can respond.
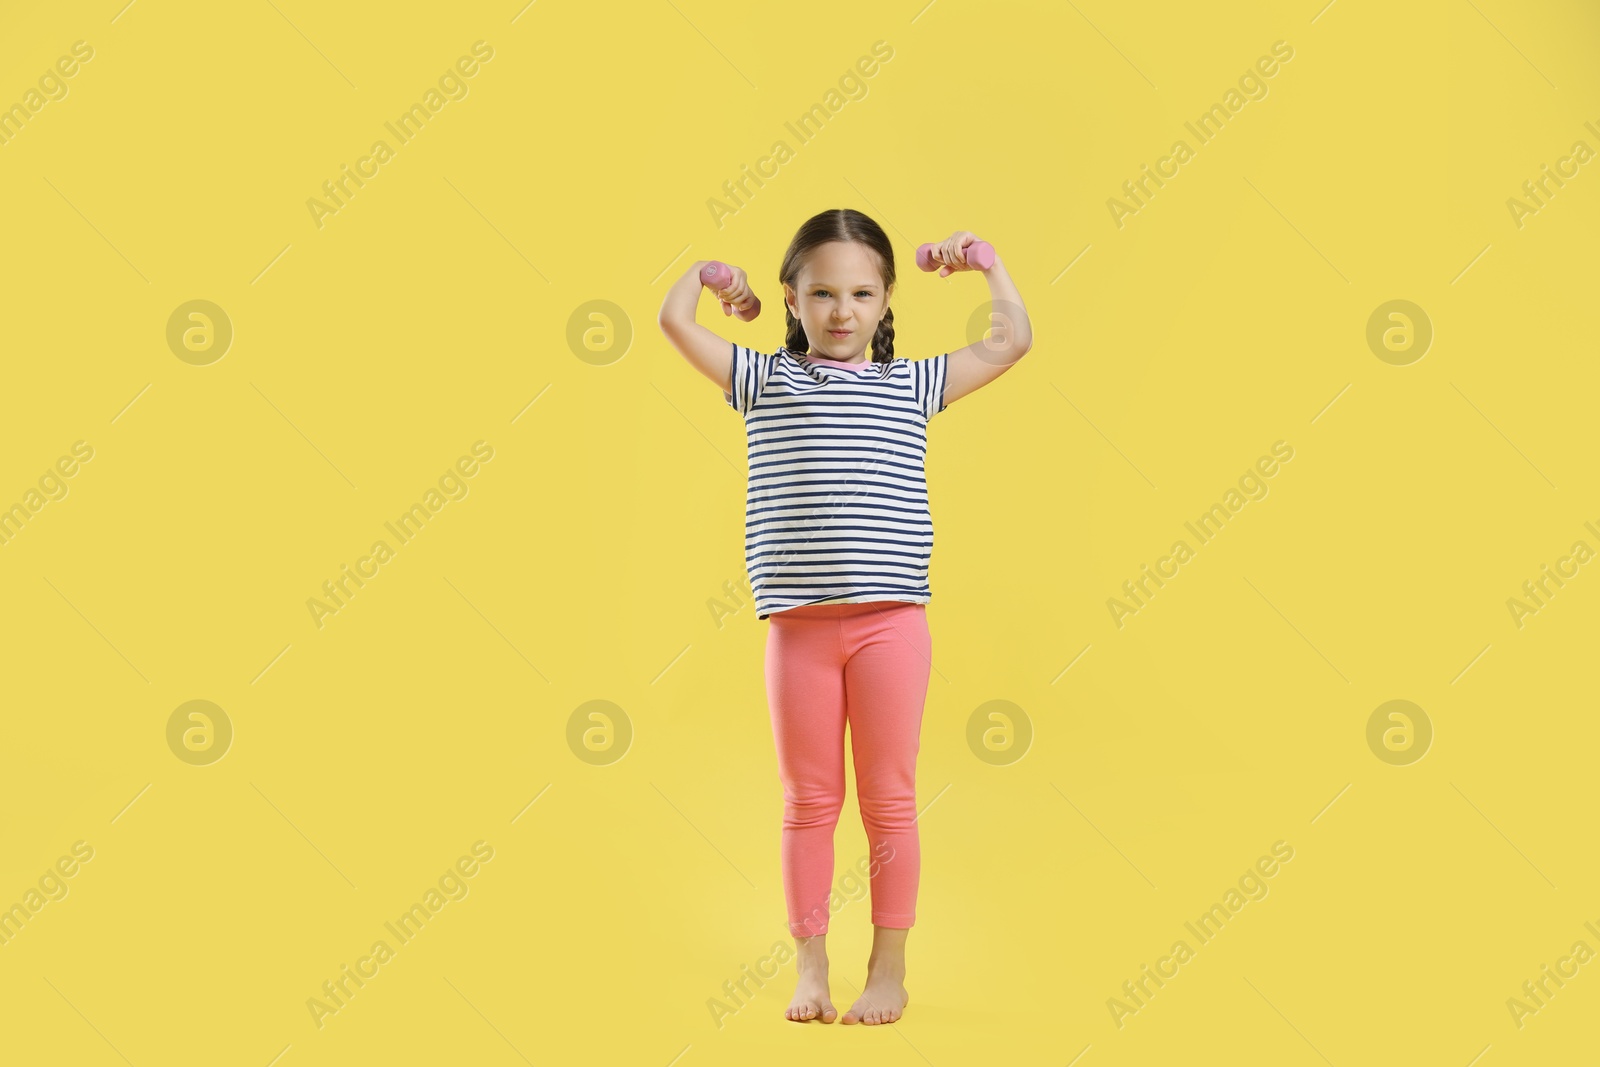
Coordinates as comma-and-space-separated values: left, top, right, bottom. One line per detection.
700, 261, 761, 321
917, 240, 995, 273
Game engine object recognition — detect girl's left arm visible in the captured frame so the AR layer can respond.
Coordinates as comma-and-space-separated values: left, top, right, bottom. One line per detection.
942, 246, 1033, 407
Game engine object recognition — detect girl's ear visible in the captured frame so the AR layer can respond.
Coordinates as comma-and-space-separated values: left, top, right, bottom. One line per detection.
783, 283, 798, 317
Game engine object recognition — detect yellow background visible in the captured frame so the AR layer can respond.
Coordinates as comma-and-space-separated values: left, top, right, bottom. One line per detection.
2, 0, 1597, 1063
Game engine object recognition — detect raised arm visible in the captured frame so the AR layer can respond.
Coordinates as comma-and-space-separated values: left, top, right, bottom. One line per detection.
658, 260, 755, 394
939, 245, 1033, 407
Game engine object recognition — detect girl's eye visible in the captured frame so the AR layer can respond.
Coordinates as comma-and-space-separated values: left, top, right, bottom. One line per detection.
856, 290, 872, 298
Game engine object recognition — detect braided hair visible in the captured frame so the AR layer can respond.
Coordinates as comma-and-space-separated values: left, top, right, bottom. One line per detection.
779, 208, 897, 364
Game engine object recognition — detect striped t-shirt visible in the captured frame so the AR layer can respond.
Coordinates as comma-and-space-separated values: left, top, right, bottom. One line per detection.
724, 343, 950, 619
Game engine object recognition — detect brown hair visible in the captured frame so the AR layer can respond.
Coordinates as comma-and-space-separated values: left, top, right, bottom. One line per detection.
779, 208, 897, 364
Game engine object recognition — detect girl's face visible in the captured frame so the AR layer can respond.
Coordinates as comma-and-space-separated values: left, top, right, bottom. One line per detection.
784, 241, 892, 361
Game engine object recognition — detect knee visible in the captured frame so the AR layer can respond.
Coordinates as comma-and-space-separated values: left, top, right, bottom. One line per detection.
856, 790, 917, 833
784, 787, 844, 829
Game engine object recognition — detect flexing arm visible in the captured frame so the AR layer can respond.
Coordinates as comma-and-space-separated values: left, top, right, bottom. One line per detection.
658, 260, 756, 393
937, 244, 1033, 407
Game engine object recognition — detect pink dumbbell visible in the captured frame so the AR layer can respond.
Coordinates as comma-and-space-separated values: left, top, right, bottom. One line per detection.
700, 261, 761, 321
917, 240, 995, 273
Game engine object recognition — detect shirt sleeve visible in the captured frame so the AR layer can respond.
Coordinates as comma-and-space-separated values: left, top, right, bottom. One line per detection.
911, 352, 950, 420
724, 342, 777, 415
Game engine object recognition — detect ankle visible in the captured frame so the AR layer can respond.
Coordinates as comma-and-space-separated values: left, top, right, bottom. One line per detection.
866, 954, 906, 979
795, 947, 830, 975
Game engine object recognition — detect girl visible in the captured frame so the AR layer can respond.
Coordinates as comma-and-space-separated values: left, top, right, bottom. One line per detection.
658, 208, 1032, 1025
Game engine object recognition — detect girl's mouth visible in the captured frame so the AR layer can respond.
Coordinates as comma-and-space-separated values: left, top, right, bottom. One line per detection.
829, 329, 851, 338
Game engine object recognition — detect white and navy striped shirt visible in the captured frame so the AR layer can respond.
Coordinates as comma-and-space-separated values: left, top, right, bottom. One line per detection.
724, 343, 950, 619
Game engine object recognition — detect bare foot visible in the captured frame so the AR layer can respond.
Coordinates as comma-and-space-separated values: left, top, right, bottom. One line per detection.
840, 969, 909, 1025
785, 936, 836, 1023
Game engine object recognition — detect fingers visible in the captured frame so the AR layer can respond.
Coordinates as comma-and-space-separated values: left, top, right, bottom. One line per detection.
709, 265, 753, 312
715, 285, 752, 311
937, 232, 976, 271
932, 234, 973, 274
716, 288, 755, 313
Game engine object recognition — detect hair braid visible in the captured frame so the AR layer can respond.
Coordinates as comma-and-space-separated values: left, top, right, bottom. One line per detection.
784, 303, 809, 355
869, 306, 895, 364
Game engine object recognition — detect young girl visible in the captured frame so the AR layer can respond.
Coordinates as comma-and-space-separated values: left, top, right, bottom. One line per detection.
658, 208, 1032, 1026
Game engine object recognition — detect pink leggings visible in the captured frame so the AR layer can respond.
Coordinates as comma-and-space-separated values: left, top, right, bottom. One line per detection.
764, 600, 932, 937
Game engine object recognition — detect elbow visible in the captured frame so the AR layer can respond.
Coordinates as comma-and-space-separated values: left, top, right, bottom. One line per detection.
1011, 316, 1034, 357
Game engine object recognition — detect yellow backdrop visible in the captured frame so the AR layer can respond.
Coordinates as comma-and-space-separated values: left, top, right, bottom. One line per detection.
1, 0, 1597, 1063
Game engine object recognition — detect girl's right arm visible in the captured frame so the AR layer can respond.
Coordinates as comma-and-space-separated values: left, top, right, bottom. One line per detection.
658, 260, 755, 393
